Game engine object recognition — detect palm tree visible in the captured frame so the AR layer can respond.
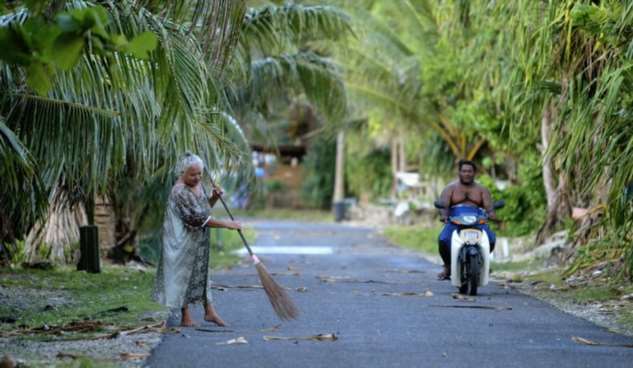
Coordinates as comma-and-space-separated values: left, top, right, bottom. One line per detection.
0, 0, 352, 264
0, 0, 249, 263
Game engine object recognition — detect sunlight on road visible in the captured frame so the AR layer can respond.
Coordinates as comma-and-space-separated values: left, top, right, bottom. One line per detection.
233, 246, 334, 255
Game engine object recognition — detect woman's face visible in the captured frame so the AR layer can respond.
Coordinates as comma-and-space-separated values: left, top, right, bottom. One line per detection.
182, 164, 203, 187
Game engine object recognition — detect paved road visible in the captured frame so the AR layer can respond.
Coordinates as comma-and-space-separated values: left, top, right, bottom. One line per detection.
146, 221, 633, 368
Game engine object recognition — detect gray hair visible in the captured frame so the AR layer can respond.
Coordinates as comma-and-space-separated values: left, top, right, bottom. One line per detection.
176, 152, 205, 176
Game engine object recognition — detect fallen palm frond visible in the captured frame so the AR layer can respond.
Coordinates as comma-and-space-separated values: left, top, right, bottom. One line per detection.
571, 336, 633, 348
195, 328, 235, 334
382, 290, 433, 297
316, 275, 397, 284
430, 304, 512, 311
211, 283, 264, 290
263, 333, 337, 342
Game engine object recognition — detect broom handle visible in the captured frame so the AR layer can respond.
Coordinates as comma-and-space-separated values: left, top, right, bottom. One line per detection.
217, 195, 254, 257
203, 169, 255, 258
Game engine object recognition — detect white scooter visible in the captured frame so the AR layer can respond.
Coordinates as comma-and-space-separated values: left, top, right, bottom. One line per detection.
434, 201, 504, 295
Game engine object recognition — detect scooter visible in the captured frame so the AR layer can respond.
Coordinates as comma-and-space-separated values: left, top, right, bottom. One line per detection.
434, 201, 504, 295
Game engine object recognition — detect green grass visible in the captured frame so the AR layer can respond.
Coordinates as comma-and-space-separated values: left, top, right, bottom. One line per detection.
231, 208, 333, 222
491, 259, 539, 273
619, 308, 633, 332
0, 227, 257, 338
523, 270, 566, 287
568, 286, 622, 303
383, 225, 442, 255
0, 265, 164, 338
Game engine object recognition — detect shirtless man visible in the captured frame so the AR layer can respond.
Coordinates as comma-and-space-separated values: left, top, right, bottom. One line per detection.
436, 160, 497, 280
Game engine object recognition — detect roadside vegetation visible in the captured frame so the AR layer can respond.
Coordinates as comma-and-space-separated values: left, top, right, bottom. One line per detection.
383, 225, 442, 256
232, 209, 332, 223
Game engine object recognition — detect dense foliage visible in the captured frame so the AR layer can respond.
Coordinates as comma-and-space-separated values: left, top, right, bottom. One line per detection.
332, 0, 633, 276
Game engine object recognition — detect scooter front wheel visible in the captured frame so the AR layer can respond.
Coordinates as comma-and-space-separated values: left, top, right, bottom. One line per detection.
467, 255, 480, 296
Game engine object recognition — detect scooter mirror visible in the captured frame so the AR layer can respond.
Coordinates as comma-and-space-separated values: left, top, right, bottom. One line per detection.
493, 200, 505, 210
434, 200, 446, 209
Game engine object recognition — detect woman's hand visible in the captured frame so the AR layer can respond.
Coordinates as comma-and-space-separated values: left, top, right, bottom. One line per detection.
211, 185, 224, 200
225, 220, 241, 230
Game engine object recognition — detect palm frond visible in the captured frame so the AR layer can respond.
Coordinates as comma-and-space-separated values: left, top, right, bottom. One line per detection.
240, 4, 352, 57
243, 51, 347, 122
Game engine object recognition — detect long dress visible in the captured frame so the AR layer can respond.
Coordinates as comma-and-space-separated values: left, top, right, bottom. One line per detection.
153, 183, 213, 308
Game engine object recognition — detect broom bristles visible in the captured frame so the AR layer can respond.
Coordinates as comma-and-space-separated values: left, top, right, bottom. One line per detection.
255, 261, 299, 320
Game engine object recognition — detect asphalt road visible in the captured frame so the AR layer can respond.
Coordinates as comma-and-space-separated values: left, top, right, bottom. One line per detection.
145, 221, 633, 368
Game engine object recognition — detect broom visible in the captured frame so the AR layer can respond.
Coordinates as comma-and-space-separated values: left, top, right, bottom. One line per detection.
203, 168, 299, 321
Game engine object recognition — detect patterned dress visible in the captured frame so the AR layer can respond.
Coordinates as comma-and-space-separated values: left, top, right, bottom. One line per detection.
153, 183, 213, 308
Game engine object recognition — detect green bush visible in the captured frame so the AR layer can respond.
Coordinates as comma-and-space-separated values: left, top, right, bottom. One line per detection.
346, 146, 392, 200
478, 155, 546, 236
265, 179, 286, 192
301, 136, 336, 208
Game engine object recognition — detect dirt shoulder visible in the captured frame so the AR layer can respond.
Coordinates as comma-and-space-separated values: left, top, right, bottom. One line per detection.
495, 268, 633, 338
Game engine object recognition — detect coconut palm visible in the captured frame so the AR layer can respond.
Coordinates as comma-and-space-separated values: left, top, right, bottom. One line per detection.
0, 0, 352, 264
0, 0, 250, 263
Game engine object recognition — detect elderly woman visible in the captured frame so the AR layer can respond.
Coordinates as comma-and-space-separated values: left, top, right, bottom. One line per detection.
153, 153, 241, 327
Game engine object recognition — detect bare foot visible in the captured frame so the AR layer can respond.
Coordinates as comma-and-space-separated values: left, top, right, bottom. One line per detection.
180, 318, 198, 327
180, 305, 198, 327
204, 304, 227, 327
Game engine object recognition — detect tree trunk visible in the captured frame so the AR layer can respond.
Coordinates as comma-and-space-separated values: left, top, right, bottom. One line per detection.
536, 102, 570, 244
398, 135, 406, 172
25, 189, 88, 264
390, 137, 398, 197
94, 195, 116, 255
333, 131, 345, 203
108, 195, 150, 264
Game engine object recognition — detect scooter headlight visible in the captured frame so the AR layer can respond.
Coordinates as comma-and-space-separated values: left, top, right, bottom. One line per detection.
460, 229, 482, 244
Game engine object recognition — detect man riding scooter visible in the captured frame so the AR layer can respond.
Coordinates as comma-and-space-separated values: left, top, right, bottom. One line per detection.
437, 160, 497, 280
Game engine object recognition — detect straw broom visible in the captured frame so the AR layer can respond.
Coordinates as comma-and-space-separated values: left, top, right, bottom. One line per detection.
203, 168, 299, 321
